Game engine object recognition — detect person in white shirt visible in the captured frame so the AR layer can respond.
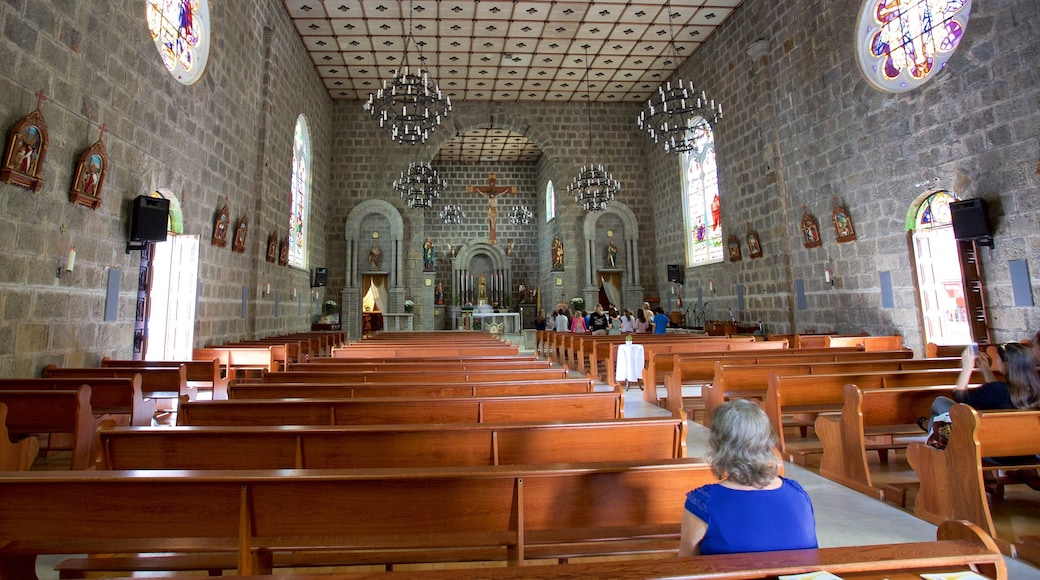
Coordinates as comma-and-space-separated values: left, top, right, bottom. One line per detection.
555, 308, 570, 332
619, 308, 637, 333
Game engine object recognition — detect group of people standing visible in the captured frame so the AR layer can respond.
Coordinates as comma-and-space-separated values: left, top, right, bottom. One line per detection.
534, 301, 674, 335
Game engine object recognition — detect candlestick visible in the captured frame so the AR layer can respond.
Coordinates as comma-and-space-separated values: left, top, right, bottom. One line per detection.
66, 247, 76, 272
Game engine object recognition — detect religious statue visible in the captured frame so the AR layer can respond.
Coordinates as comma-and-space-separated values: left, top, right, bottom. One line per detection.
449, 242, 458, 257
606, 241, 618, 268
551, 236, 564, 271
505, 239, 514, 257
467, 173, 516, 245
435, 282, 444, 305
422, 236, 435, 271
368, 241, 381, 270
518, 282, 527, 304
477, 273, 488, 302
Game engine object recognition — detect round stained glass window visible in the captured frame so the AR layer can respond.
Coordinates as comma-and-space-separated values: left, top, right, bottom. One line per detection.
146, 0, 210, 85
855, 0, 971, 93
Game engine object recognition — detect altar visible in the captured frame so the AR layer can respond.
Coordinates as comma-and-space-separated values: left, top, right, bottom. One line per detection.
454, 311, 521, 333
382, 313, 414, 332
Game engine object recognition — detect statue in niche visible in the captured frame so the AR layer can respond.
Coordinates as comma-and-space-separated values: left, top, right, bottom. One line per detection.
368, 241, 381, 270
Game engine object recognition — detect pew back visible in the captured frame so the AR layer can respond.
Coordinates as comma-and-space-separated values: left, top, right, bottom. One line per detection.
0, 376, 153, 426
0, 387, 94, 470
227, 378, 595, 399
0, 403, 39, 471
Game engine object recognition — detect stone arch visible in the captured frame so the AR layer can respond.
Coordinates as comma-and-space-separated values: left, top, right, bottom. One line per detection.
344, 199, 404, 288
581, 201, 641, 286
451, 241, 511, 307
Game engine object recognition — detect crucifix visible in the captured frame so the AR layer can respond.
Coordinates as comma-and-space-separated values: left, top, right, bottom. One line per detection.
467, 173, 516, 245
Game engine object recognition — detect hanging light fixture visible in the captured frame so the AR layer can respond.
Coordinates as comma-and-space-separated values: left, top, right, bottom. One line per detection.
440, 204, 464, 225
567, 46, 620, 212
510, 205, 533, 225
636, 2, 723, 153
364, 0, 451, 145
393, 160, 444, 210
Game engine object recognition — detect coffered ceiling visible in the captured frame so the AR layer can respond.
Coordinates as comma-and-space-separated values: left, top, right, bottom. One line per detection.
281, 0, 743, 103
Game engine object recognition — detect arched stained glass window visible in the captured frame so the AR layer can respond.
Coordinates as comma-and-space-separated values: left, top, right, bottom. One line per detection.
545, 180, 556, 222
915, 190, 957, 229
288, 115, 311, 269
856, 0, 971, 93
146, 0, 211, 85
682, 120, 723, 267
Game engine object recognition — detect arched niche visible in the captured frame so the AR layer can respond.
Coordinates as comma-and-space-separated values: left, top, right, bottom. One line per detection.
452, 240, 511, 307
580, 201, 643, 310
344, 199, 405, 288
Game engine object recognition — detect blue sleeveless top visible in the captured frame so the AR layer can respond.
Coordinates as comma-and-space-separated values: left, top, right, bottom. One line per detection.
683, 477, 817, 555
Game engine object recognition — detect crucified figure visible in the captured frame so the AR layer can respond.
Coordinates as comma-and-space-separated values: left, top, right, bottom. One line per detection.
467, 173, 516, 245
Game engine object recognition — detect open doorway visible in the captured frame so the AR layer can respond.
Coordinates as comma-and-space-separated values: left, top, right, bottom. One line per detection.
144, 234, 200, 360
910, 191, 972, 346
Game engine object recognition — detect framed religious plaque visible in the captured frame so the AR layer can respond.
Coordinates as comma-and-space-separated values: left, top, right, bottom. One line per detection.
231, 213, 248, 254
727, 235, 742, 262
278, 234, 289, 266
1, 93, 49, 192
746, 226, 763, 259
800, 209, 821, 249
266, 231, 277, 263
212, 202, 229, 247
69, 129, 107, 210
832, 200, 857, 243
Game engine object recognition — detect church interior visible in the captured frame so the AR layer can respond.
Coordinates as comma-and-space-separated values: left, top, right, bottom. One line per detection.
1, 0, 1040, 578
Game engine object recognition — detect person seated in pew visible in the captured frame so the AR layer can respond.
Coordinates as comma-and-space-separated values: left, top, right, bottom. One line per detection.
679, 399, 818, 556
652, 307, 670, 335
634, 309, 649, 334
925, 343, 1040, 489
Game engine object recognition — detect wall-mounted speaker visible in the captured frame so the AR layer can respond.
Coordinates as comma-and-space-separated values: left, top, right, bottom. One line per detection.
950, 198, 991, 243
667, 264, 684, 284
312, 267, 328, 287
128, 195, 170, 243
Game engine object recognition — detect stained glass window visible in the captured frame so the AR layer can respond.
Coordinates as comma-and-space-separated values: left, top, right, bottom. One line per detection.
146, 0, 210, 85
856, 0, 971, 93
545, 180, 556, 222
288, 115, 311, 269
916, 190, 957, 229
682, 120, 723, 267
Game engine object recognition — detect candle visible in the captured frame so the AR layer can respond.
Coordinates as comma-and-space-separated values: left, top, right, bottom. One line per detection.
66, 247, 76, 272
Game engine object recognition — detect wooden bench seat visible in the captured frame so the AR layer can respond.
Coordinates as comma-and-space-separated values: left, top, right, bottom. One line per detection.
178, 391, 624, 426
629, 339, 787, 398
285, 359, 552, 372
908, 403, 1040, 556
41, 364, 189, 402
0, 376, 153, 426
816, 384, 957, 502
0, 459, 718, 578
588, 336, 757, 383
260, 367, 570, 384
0, 403, 39, 471
331, 345, 520, 358
192, 346, 277, 382
0, 387, 94, 470
100, 416, 687, 469
227, 378, 595, 399
101, 357, 226, 400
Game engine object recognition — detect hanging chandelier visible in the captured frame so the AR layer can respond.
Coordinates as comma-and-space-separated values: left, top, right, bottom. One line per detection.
364, 1, 451, 145
636, 3, 723, 153
568, 46, 620, 212
393, 161, 444, 210
510, 205, 533, 225
440, 204, 464, 225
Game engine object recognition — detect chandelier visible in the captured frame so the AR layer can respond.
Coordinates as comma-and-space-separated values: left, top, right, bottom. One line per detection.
510, 205, 533, 225
364, 1, 451, 145
636, 2, 723, 153
440, 204, 464, 225
568, 46, 620, 212
393, 161, 444, 210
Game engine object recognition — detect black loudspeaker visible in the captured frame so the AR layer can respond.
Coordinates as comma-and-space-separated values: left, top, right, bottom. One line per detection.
312, 267, 328, 287
667, 264, 684, 283
128, 196, 170, 242
950, 198, 991, 241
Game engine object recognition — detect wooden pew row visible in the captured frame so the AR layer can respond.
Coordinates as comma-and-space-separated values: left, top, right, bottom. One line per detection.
704, 356, 964, 428
311, 354, 540, 365
908, 404, 1040, 557
592, 338, 762, 385
0, 403, 39, 471
0, 376, 153, 427
222, 340, 299, 369
227, 378, 596, 400
628, 339, 787, 396
100, 416, 687, 470
192, 346, 277, 383
280, 331, 346, 356
825, 335, 906, 350
816, 384, 957, 502
566, 333, 742, 374
331, 344, 520, 358
100, 358, 225, 401
178, 391, 625, 426
41, 364, 189, 402
0, 387, 94, 470
765, 368, 987, 463
0, 460, 719, 578
662, 349, 914, 420
260, 368, 570, 384
285, 359, 552, 372
208, 521, 1008, 580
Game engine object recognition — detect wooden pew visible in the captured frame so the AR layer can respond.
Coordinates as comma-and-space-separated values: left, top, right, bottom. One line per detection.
0, 376, 154, 427
178, 391, 625, 426
100, 416, 687, 470
635, 339, 786, 398
826, 335, 906, 351
331, 344, 519, 359
227, 378, 595, 399
260, 367, 570, 384
927, 342, 974, 358
588, 335, 756, 383
285, 359, 552, 372
0, 459, 719, 578
192, 346, 276, 382
908, 403, 1040, 556
0, 387, 94, 470
101, 357, 226, 400
0, 403, 39, 471
765, 368, 985, 462
41, 364, 188, 402
816, 384, 957, 502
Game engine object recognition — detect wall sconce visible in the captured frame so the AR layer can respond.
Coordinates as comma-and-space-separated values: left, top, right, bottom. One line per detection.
825, 267, 834, 288
708, 280, 716, 294
263, 281, 271, 296
291, 287, 297, 300
57, 247, 75, 279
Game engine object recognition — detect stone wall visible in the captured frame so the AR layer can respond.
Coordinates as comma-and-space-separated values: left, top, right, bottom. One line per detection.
650, 0, 1040, 350
0, 0, 332, 375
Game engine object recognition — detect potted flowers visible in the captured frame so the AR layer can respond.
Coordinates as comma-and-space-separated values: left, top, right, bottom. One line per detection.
625, 334, 634, 344
404, 299, 414, 313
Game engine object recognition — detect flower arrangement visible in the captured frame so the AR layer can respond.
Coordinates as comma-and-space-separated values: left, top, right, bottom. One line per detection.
404, 299, 415, 313
625, 334, 634, 343
323, 300, 338, 314
570, 297, 585, 312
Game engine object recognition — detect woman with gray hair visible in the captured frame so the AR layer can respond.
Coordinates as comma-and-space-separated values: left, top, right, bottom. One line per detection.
679, 399, 817, 556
